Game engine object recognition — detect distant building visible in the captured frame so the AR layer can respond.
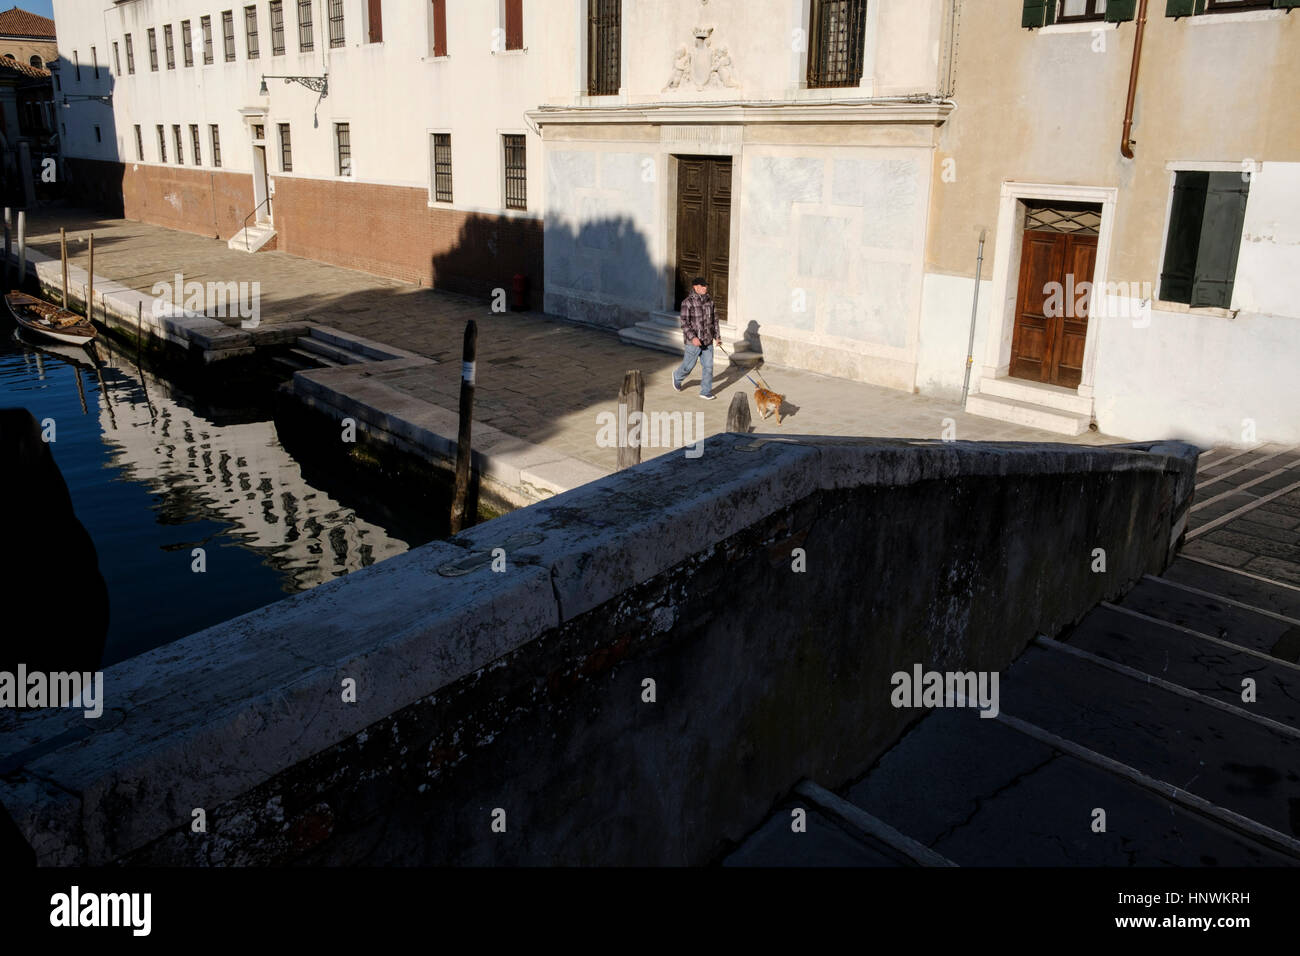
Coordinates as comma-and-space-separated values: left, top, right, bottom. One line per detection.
0, 6, 57, 206
51, 0, 544, 296
0, 5, 57, 69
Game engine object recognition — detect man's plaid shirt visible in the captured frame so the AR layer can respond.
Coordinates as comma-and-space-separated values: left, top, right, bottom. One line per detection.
679, 291, 719, 347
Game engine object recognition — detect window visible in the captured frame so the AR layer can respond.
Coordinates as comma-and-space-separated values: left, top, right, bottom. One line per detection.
191, 124, 202, 165
134, 124, 143, 161
253, 123, 265, 140
503, 134, 526, 210
211, 124, 222, 167
335, 122, 351, 176
431, 133, 452, 202
30, 54, 41, 67
298, 0, 314, 51
164, 25, 175, 69
1023, 0, 1137, 26
223, 11, 236, 61
113, 41, 121, 74
1160, 171, 1250, 309
74, 49, 80, 80
431, 0, 447, 56
245, 6, 259, 58
328, 0, 345, 47
125, 34, 135, 73
586, 0, 619, 95
270, 1, 286, 54
93, 125, 101, 143
147, 28, 157, 71
505, 0, 524, 50
173, 125, 184, 164
202, 16, 214, 63
279, 123, 292, 171
182, 21, 193, 66
1204, 0, 1275, 11
807, 0, 867, 88
1057, 0, 1109, 20
157, 125, 167, 163
367, 0, 382, 43
91, 46, 99, 78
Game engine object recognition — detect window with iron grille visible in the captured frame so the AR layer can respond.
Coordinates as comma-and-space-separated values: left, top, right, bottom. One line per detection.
92, 46, 99, 77
587, 0, 621, 95
298, 0, 314, 51
270, 2, 285, 55
253, 123, 264, 140
503, 134, 526, 210
201, 16, 214, 63
807, 0, 867, 89
147, 29, 158, 71
174, 125, 184, 164
431, 133, 452, 203
125, 34, 135, 73
223, 11, 236, 61
367, 0, 382, 43
181, 21, 193, 66
134, 124, 143, 161
211, 124, 222, 167
163, 25, 174, 69
190, 124, 201, 165
73, 50, 80, 80
279, 123, 292, 171
245, 6, 259, 58
157, 125, 167, 163
329, 0, 345, 47
113, 41, 121, 74
505, 0, 523, 50
335, 122, 351, 176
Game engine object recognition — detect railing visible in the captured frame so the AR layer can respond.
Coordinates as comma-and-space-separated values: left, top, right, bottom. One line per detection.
239, 196, 272, 251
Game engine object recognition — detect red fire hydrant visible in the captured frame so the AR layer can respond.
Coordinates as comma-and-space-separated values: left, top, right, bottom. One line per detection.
511, 273, 530, 312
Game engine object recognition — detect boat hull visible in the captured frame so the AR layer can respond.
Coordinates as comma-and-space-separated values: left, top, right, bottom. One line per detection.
4, 292, 97, 346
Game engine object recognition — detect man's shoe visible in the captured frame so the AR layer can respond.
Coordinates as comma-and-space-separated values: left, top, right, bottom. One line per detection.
672, 378, 683, 392
699, 392, 716, 401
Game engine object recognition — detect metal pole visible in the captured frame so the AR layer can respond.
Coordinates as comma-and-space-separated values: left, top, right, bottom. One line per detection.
16, 209, 26, 283
961, 228, 988, 410
60, 226, 68, 308
449, 319, 478, 534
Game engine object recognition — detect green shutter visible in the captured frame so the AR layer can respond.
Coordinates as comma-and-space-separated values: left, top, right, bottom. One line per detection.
1022, 0, 1054, 28
1189, 172, 1250, 310
1160, 172, 1208, 304
1273, 0, 1300, 10
1165, 0, 1198, 16
1106, 0, 1137, 22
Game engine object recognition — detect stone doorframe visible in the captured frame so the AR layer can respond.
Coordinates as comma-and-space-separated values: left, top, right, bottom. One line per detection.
981, 181, 1118, 400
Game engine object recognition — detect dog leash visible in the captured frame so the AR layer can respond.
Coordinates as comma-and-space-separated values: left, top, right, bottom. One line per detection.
713, 340, 774, 392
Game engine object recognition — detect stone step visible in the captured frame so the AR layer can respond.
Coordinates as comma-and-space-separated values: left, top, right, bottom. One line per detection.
844, 708, 1293, 865
270, 354, 314, 374
296, 335, 365, 366
1055, 603, 1300, 728
722, 799, 904, 867
618, 321, 683, 355
1161, 557, 1300, 621
999, 643, 1299, 838
1117, 575, 1300, 662
287, 346, 338, 368
964, 392, 1091, 436
227, 223, 277, 253
975, 375, 1091, 416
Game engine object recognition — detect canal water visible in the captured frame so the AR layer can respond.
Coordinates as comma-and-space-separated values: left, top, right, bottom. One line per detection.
0, 325, 440, 667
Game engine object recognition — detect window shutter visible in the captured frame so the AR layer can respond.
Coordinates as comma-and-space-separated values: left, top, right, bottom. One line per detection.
1189, 172, 1249, 310
1022, 0, 1055, 28
1159, 172, 1208, 304
1165, 0, 1204, 16
505, 0, 523, 50
1273, 0, 1300, 9
432, 0, 447, 56
1105, 0, 1138, 22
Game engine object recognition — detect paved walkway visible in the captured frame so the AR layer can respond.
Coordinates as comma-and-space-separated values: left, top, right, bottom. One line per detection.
15, 205, 1132, 472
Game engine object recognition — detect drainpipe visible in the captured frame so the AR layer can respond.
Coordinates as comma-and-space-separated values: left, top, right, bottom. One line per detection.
1120, 0, 1150, 159
961, 228, 987, 409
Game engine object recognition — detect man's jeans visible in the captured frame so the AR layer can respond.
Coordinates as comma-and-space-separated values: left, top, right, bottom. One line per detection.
674, 342, 714, 396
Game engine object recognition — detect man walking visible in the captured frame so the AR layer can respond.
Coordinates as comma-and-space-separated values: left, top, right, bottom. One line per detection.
673, 276, 719, 400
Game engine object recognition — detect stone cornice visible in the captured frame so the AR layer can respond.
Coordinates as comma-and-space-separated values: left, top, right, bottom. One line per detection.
527, 99, 954, 128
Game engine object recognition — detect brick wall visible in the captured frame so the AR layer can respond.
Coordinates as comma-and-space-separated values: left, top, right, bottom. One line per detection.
67, 158, 254, 240
271, 176, 544, 300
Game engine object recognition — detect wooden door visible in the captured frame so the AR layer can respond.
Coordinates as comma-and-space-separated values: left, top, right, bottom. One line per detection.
1009, 230, 1097, 388
675, 157, 731, 324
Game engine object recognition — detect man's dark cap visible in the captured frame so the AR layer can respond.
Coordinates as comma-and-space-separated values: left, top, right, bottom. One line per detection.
692, 276, 707, 287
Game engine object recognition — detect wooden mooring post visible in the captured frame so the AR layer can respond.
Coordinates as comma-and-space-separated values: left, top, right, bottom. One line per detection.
617, 370, 644, 470
87, 233, 94, 321
726, 392, 751, 434
60, 227, 68, 308
3, 207, 10, 289
449, 319, 478, 534
16, 210, 25, 283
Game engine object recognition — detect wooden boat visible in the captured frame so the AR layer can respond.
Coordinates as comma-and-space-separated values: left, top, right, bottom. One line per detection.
11, 327, 98, 369
5, 291, 97, 346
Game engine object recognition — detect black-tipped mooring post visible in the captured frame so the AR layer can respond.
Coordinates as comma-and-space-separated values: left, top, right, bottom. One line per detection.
726, 392, 751, 434
450, 319, 478, 534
